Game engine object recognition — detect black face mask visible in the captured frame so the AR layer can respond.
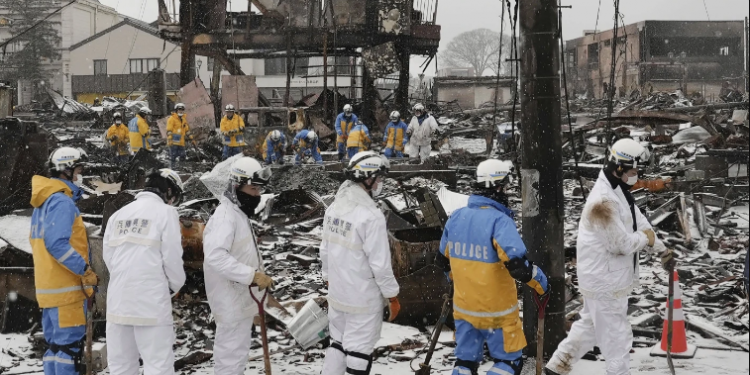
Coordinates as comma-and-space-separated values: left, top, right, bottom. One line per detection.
236, 191, 261, 217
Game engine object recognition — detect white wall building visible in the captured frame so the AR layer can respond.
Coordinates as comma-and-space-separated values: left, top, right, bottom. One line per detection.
0, 0, 123, 105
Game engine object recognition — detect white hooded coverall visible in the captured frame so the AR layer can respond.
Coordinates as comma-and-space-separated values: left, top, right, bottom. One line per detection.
406, 115, 438, 163
103, 192, 186, 375
320, 181, 400, 375
203, 195, 267, 375
547, 171, 658, 375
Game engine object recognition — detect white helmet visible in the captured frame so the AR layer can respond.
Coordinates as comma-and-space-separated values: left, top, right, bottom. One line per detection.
343, 104, 353, 114
306, 130, 317, 142
270, 130, 282, 142
49, 147, 87, 172
230, 157, 272, 186
390, 111, 400, 121
139, 107, 152, 115
225, 104, 235, 112
347, 151, 390, 182
476, 159, 514, 188
175, 103, 186, 110
413, 103, 425, 112
609, 138, 649, 169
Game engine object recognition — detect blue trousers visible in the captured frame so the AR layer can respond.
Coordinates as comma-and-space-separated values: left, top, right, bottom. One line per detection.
113, 154, 130, 165
383, 147, 404, 158
295, 149, 323, 165
222, 146, 242, 160
266, 150, 285, 164
452, 320, 523, 375
170, 145, 187, 167
43, 302, 87, 375
337, 142, 347, 160
347, 147, 365, 159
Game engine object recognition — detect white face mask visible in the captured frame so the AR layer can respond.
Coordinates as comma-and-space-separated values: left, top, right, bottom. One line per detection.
73, 174, 83, 187
371, 181, 383, 198
115, 120, 122, 124
625, 175, 638, 186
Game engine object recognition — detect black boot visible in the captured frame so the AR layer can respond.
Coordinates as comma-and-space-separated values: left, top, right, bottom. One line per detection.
545, 368, 562, 375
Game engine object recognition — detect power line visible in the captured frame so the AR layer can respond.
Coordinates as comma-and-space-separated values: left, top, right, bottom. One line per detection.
0, 0, 77, 50
121, 0, 148, 74
594, 0, 603, 33
103, 0, 122, 61
701, 0, 711, 21
604, 0, 621, 150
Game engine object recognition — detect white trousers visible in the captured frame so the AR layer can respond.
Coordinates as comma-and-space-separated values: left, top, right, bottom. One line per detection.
321, 307, 382, 375
106, 323, 176, 375
417, 144, 431, 163
546, 297, 633, 375
214, 318, 254, 375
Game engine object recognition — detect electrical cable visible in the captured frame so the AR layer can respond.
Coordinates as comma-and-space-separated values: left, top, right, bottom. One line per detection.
604, 0, 621, 153
103, 0, 122, 62
701, 0, 711, 21
120, 0, 148, 74
558, 0, 588, 200
489, 0, 507, 157
0, 0, 76, 50
507, 0, 521, 175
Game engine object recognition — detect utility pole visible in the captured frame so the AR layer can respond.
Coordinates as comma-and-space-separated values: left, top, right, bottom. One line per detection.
519, 0, 565, 358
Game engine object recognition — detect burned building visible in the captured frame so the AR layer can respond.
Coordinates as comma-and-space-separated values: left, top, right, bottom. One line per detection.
565, 20, 747, 99
155, 0, 441, 124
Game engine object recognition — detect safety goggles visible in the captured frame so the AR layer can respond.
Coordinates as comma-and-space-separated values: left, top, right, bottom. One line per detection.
249, 166, 273, 186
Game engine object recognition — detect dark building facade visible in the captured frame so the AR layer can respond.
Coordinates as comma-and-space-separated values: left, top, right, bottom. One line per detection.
564, 20, 747, 100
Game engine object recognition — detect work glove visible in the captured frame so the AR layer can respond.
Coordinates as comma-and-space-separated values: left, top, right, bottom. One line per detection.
660, 248, 677, 272
386, 297, 401, 322
82, 267, 99, 287
252, 271, 274, 291
642, 229, 656, 247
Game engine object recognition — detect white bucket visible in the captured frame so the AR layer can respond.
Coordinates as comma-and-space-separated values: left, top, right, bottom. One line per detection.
287, 299, 330, 349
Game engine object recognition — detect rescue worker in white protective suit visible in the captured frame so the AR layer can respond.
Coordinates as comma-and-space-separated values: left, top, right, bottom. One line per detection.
321, 151, 401, 375
545, 139, 676, 375
103, 169, 187, 375
406, 103, 438, 163
203, 157, 275, 375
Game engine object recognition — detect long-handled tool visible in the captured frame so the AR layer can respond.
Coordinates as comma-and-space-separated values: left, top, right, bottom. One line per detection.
250, 288, 272, 375
80, 284, 95, 375
414, 293, 451, 375
666, 270, 676, 375
533, 291, 551, 375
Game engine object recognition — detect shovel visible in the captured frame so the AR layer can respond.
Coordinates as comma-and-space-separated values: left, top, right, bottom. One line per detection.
533, 291, 551, 375
249, 288, 272, 375
80, 284, 95, 375
415, 293, 451, 375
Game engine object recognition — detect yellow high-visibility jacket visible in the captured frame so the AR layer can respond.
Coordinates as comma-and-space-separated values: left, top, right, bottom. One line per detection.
220, 115, 246, 147
107, 123, 130, 156
166, 113, 191, 147
29, 176, 93, 309
129, 115, 151, 152
346, 124, 370, 150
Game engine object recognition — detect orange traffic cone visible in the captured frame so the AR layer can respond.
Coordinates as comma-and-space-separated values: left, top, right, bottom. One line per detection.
651, 271, 697, 358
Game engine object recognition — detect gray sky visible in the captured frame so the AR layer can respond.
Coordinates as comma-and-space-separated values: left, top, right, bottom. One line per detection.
100, 0, 749, 74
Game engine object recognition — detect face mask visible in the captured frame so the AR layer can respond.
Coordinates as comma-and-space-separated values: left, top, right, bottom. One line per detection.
115, 120, 122, 124
371, 181, 383, 198
236, 191, 261, 217
626, 175, 638, 186
178, 112, 184, 117
73, 174, 83, 187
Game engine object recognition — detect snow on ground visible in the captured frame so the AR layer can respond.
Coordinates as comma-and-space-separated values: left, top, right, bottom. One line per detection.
0, 215, 32, 254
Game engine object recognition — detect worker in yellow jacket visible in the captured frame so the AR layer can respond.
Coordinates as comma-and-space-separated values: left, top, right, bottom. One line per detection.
106, 112, 130, 164
166, 103, 193, 168
346, 121, 370, 159
30, 147, 99, 375
129, 107, 152, 153
220, 104, 246, 160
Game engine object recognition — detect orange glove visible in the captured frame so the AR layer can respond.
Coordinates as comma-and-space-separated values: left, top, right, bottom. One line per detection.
82, 267, 99, 287
387, 297, 401, 322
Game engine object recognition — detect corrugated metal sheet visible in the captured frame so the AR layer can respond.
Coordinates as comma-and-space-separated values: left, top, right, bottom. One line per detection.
221, 75, 259, 110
